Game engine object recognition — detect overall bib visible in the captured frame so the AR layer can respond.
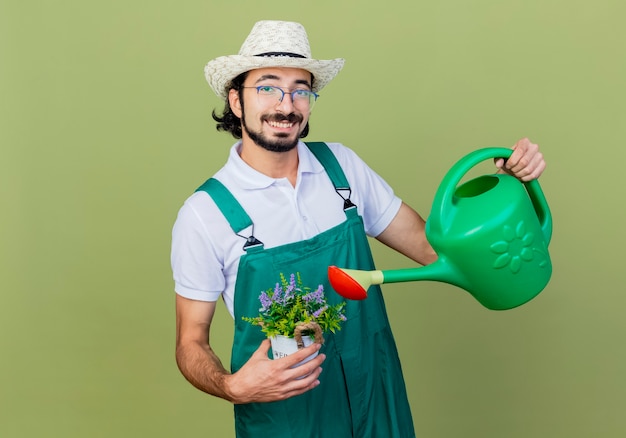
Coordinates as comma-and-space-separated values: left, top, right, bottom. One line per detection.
198, 143, 415, 437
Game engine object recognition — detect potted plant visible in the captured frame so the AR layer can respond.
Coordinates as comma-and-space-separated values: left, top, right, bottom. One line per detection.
243, 273, 346, 364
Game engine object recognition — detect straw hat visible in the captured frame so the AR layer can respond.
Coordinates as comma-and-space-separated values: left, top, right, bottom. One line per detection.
204, 20, 345, 100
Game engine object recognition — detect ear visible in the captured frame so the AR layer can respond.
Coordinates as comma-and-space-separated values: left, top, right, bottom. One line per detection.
229, 88, 243, 118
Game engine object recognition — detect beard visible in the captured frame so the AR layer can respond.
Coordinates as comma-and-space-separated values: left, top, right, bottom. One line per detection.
242, 111, 305, 153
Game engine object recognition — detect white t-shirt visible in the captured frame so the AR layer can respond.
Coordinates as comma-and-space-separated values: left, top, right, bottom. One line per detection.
171, 141, 402, 317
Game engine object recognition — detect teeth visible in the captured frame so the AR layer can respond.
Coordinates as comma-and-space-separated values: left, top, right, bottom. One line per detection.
268, 121, 294, 129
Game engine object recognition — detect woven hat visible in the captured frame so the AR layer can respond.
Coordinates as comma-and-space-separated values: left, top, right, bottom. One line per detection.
204, 20, 345, 100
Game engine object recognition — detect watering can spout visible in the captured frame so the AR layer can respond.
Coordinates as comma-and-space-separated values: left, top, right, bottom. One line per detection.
328, 260, 462, 301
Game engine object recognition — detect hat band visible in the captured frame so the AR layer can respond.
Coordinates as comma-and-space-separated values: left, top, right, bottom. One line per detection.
255, 52, 306, 58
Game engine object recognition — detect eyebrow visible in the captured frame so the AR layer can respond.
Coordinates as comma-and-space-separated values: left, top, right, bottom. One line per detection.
254, 74, 312, 89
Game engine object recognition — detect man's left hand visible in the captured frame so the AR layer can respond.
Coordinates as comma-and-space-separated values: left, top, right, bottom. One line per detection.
495, 137, 546, 181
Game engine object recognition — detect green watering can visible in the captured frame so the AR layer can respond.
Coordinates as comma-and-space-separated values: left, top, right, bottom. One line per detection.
328, 147, 553, 310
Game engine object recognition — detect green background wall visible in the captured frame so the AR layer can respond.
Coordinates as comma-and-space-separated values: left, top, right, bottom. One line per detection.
2, 1, 624, 437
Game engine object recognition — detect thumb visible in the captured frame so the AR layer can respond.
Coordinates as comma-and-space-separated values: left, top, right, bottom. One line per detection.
253, 338, 272, 357
494, 157, 505, 169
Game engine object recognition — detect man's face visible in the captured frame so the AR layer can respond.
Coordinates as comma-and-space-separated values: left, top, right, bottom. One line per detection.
230, 67, 314, 153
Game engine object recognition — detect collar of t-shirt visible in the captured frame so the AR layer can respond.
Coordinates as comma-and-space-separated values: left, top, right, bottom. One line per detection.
227, 141, 326, 190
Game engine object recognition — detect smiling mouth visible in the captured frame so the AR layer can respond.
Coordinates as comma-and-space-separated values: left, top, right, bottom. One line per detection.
266, 120, 295, 129
264, 113, 302, 130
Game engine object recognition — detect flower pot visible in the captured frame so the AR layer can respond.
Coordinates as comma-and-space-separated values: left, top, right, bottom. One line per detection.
269, 322, 324, 368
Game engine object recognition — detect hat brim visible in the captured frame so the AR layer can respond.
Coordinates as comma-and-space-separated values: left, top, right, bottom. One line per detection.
204, 55, 345, 100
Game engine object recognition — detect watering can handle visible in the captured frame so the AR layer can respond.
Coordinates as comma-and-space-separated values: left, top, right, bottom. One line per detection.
430, 147, 552, 243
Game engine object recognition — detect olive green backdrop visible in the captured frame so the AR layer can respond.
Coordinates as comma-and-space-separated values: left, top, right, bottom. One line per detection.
2, 1, 624, 437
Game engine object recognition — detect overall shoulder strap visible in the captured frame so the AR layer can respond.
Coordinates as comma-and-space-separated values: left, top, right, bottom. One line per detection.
304, 142, 350, 189
305, 142, 357, 210
195, 178, 263, 250
196, 178, 252, 233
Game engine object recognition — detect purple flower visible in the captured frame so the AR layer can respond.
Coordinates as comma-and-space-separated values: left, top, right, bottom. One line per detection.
304, 285, 325, 305
313, 305, 328, 318
259, 291, 272, 311
283, 274, 297, 302
289, 273, 296, 288
272, 282, 284, 304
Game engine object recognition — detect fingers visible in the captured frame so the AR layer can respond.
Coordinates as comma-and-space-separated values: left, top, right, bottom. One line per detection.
502, 138, 546, 181
254, 352, 325, 402
267, 344, 325, 399
279, 363, 323, 399
282, 342, 323, 368
281, 343, 325, 381
517, 154, 546, 181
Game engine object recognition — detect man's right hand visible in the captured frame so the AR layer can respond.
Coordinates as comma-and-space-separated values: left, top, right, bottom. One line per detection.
224, 339, 326, 404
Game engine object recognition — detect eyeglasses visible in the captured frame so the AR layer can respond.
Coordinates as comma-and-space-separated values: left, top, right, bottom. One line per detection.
243, 86, 319, 110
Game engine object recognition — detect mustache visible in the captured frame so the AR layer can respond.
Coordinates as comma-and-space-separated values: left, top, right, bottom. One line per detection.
263, 113, 303, 124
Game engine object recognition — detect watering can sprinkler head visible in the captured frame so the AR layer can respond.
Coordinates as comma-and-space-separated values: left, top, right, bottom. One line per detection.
327, 266, 383, 300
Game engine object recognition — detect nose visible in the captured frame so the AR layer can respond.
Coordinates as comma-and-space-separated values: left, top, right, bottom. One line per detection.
275, 92, 295, 112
